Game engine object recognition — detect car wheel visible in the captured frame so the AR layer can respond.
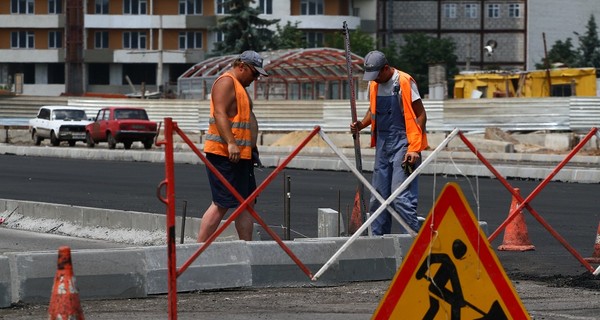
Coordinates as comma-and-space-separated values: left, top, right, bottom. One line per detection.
32, 130, 42, 146
50, 131, 60, 146
143, 139, 153, 150
123, 141, 132, 150
107, 133, 117, 149
68, 140, 76, 147
86, 132, 95, 148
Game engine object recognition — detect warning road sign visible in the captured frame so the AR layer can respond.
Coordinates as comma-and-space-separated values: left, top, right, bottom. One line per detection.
373, 182, 529, 320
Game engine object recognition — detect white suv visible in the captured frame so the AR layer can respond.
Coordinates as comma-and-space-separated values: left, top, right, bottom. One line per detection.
29, 106, 91, 146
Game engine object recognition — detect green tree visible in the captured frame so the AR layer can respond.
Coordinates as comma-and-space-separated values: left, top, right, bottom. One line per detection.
325, 28, 375, 57
576, 14, 600, 68
395, 33, 458, 96
535, 38, 580, 69
273, 21, 306, 49
211, 0, 279, 55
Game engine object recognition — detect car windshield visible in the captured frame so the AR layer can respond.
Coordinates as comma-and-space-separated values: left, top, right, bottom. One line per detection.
114, 109, 149, 120
53, 110, 87, 121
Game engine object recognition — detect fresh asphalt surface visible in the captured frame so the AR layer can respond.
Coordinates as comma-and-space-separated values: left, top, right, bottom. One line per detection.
1, 153, 599, 279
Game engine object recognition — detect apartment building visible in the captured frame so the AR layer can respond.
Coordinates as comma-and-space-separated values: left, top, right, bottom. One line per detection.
0, 0, 376, 96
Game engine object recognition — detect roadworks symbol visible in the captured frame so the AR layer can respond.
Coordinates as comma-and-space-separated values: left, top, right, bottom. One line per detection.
372, 182, 530, 320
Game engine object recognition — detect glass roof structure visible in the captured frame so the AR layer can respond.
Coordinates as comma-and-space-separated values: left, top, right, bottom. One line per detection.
177, 48, 365, 100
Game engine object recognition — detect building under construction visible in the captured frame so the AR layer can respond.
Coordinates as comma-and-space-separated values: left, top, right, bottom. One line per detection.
453, 67, 598, 99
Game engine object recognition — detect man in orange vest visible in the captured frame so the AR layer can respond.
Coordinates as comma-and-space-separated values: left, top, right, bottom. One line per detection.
198, 50, 268, 242
350, 50, 428, 235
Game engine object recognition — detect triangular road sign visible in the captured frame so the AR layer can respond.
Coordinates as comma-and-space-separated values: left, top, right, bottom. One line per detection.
373, 182, 530, 319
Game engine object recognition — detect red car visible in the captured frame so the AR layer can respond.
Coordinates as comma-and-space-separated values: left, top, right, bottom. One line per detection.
85, 107, 157, 149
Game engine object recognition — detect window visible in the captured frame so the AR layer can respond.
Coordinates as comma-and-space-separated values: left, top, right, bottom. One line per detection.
508, 3, 521, 18
487, 4, 500, 18
179, 0, 202, 15
95, 31, 109, 49
123, 31, 147, 49
11, 0, 34, 14
124, 0, 147, 14
301, 0, 323, 15
179, 32, 202, 49
216, 0, 230, 14
465, 3, 478, 18
443, 3, 457, 18
11, 31, 34, 48
215, 31, 225, 43
95, 0, 109, 14
305, 32, 323, 48
258, 0, 272, 14
48, 0, 62, 13
48, 31, 62, 48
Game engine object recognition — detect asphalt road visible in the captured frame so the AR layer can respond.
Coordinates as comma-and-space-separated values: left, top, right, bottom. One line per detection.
1, 153, 599, 279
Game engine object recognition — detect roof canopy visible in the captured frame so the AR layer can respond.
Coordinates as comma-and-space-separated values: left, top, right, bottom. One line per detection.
177, 48, 365, 100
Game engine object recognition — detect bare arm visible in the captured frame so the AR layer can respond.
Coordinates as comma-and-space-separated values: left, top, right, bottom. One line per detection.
404, 99, 427, 165
350, 110, 372, 134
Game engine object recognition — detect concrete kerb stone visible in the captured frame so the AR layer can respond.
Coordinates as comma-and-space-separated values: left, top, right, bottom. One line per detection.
247, 240, 341, 287
296, 236, 403, 282
6, 248, 147, 304
144, 242, 252, 294
0, 256, 10, 308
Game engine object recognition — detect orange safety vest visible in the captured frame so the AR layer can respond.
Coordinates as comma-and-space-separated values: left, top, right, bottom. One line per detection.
204, 72, 253, 159
369, 69, 428, 153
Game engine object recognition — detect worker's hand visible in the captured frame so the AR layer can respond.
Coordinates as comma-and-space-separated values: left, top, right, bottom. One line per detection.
227, 143, 240, 163
403, 152, 420, 166
350, 121, 362, 135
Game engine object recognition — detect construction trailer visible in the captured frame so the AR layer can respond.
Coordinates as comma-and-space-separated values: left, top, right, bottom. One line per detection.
454, 67, 597, 99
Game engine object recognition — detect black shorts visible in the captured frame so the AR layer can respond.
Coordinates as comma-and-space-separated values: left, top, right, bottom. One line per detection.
205, 153, 257, 209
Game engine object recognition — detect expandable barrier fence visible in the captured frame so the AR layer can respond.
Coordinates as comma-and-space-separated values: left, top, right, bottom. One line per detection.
157, 118, 599, 319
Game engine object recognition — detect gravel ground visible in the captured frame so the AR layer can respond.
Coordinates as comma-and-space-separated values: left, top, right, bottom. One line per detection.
3, 278, 600, 320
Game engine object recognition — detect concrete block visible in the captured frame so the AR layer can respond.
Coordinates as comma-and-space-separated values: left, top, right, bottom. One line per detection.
320, 237, 401, 282
317, 208, 345, 237
8, 248, 147, 303
544, 133, 574, 151
248, 240, 340, 287
144, 241, 252, 294
0, 256, 11, 308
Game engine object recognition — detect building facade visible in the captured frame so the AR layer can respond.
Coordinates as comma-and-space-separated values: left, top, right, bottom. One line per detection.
0, 0, 376, 96
378, 0, 527, 72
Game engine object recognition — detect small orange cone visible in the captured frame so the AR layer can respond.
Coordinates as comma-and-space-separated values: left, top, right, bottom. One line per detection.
584, 222, 600, 264
498, 188, 535, 251
48, 246, 85, 320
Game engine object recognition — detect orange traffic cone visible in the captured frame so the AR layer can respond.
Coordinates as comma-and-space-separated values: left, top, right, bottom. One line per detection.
584, 222, 600, 264
498, 188, 535, 251
48, 246, 85, 320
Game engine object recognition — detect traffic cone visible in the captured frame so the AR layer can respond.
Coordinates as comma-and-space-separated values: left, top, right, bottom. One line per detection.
498, 188, 535, 251
584, 222, 600, 264
48, 246, 85, 320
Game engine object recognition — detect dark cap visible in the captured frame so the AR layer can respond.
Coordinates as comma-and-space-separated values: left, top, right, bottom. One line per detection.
239, 50, 268, 77
363, 50, 388, 81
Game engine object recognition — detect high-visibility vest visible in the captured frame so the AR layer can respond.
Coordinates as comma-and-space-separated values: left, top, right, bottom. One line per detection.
369, 69, 428, 152
204, 72, 253, 159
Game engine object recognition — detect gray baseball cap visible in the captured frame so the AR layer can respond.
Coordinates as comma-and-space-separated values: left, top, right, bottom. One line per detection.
239, 50, 269, 77
363, 50, 388, 81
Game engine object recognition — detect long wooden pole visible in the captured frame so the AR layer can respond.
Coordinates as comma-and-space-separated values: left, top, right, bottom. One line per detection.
343, 21, 366, 232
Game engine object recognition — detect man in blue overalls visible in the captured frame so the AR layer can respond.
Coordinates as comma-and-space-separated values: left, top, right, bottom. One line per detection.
350, 51, 428, 235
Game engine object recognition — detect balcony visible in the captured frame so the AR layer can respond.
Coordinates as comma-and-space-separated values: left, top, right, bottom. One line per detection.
0, 14, 63, 28
0, 49, 62, 63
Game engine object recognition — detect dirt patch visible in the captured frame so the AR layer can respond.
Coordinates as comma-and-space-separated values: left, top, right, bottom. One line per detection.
270, 131, 330, 148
